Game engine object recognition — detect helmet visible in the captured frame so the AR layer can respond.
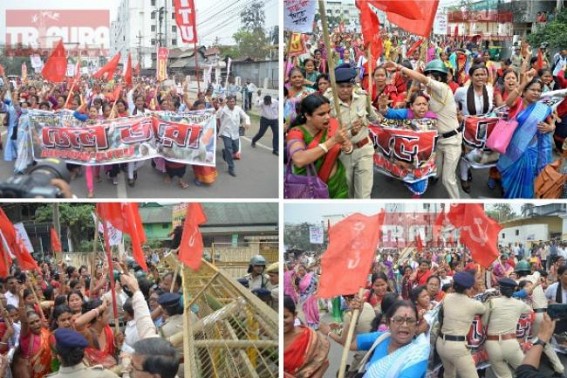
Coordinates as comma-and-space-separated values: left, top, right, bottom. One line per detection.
515, 260, 530, 273
249, 255, 267, 266
424, 59, 449, 75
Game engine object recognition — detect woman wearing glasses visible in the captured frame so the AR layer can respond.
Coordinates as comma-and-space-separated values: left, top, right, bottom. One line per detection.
436, 271, 487, 378
326, 299, 430, 378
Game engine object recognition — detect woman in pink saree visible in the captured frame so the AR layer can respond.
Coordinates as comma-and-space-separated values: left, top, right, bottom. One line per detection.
296, 264, 320, 329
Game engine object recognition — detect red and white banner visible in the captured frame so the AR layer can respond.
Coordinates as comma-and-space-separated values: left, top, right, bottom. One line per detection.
173, 0, 197, 43
369, 119, 438, 183
288, 32, 307, 57
5, 10, 110, 53
462, 116, 500, 169
156, 47, 169, 82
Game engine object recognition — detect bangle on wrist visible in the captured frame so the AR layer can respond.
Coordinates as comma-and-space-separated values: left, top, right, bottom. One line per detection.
318, 143, 329, 153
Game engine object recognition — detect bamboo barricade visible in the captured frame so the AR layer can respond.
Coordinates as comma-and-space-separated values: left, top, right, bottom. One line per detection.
164, 255, 277, 378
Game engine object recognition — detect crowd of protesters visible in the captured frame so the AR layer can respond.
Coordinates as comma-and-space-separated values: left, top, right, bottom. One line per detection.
284, 240, 567, 378
284, 29, 567, 199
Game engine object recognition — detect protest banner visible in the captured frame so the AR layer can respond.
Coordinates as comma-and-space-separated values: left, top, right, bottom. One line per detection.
284, 0, 317, 33
173, 0, 198, 43
157, 47, 169, 82
461, 116, 500, 169
27, 110, 216, 166
309, 225, 324, 244
369, 119, 438, 184
288, 32, 307, 57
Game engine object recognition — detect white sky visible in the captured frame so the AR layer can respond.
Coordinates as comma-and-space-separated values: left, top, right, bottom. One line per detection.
0, 0, 278, 46
285, 202, 528, 225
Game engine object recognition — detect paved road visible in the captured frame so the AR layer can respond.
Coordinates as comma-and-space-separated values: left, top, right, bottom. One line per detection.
0, 112, 279, 199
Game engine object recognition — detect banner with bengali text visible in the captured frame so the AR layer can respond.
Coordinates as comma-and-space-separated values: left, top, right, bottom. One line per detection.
284, 0, 317, 33
156, 47, 169, 82
369, 119, 438, 183
27, 109, 216, 166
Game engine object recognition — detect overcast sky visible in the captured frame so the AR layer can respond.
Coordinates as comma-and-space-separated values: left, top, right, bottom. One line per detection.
285, 202, 530, 225
0, 0, 278, 46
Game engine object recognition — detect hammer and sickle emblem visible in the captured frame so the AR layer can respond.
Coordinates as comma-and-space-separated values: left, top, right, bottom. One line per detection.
463, 217, 488, 245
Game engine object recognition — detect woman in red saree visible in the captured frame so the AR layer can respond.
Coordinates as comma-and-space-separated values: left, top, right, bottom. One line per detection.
75, 298, 118, 369
284, 296, 329, 378
286, 93, 351, 198
14, 310, 53, 378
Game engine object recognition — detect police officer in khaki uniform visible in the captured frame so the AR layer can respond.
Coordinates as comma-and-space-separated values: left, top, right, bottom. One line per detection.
436, 271, 486, 378
47, 328, 118, 378
326, 64, 380, 199
483, 277, 532, 378
266, 262, 279, 311
517, 261, 566, 376
242, 255, 272, 291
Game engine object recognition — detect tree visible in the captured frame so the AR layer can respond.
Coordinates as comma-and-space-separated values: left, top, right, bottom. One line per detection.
284, 222, 327, 252
240, 0, 265, 33
487, 204, 516, 222
527, 8, 567, 49
34, 204, 96, 252
232, 1, 269, 60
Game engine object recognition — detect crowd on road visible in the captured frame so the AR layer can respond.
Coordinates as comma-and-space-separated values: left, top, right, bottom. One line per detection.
284, 241, 567, 378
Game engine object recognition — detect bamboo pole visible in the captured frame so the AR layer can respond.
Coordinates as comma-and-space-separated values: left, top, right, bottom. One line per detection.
191, 339, 278, 349
182, 266, 195, 378
102, 221, 120, 335
27, 280, 46, 323
170, 266, 179, 293
337, 287, 365, 378
318, 0, 343, 128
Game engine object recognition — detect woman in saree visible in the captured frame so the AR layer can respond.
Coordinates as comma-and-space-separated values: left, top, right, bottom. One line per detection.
497, 77, 557, 198
284, 296, 329, 378
284, 68, 316, 128
294, 264, 320, 329
302, 59, 320, 90
13, 310, 53, 378
377, 91, 438, 197
286, 93, 351, 198
333, 299, 430, 378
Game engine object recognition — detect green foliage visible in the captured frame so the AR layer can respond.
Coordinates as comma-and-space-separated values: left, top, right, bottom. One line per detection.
240, 0, 265, 32
527, 9, 567, 49
35, 204, 96, 251
232, 29, 269, 60
486, 204, 516, 222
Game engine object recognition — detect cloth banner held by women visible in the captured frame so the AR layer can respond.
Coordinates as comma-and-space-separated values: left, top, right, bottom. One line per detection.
368, 118, 438, 184
27, 109, 216, 166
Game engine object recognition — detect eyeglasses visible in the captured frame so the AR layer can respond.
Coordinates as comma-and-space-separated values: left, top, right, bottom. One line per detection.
391, 316, 417, 326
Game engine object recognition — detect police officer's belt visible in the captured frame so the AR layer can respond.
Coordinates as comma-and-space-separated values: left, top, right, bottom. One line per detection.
486, 333, 517, 341
439, 332, 466, 341
355, 137, 371, 149
441, 125, 463, 139
534, 308, 546, 313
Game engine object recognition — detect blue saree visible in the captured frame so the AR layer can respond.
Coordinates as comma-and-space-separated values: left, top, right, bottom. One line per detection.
496, 102, 553, 198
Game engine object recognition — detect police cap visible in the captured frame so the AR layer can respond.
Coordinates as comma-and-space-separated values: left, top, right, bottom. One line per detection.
54, 328, 88, 349
453, 272, 475, 289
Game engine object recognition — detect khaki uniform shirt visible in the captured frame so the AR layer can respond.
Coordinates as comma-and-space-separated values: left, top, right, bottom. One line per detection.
441, 293, 486, 336
525, 272, 548, 309
244, 273, 272, 292
47, 362, 118, 377
482, 296, 531, 335
343, 302, 375, 334
326, 91, 380, 144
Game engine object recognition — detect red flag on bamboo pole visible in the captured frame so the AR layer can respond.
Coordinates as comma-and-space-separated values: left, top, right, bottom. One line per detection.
124, 53, 133, 87
96, 203, 148, 271
0, 208, 38, 271
93, 52, 121, 81
178, 203, 207, 271
416, 233, 424, 252
318, 212, 384, 298
51, 226, 62, 253
407, 39, 424, 58
41, 39, 67, 83
459, 205, 502, 268
537, 49, 544, 70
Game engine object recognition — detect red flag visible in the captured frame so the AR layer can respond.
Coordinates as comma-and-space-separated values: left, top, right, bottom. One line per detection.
356, 0, 383, 59
96, 203, 148, 271
459, 205, 502, 268
93, 52, 121, 81
110, 85, 123, 103
416, 233, 424, 252
447, 204, 467, 228
178, 203, 207, 271
367, 1, 424, 21
134, 62, 141, 76
124, 53, 133, 87
432, 211, 446, 243
406, 39, 424, 58
369, 0, 440, 37
41, 39, 67, 83
173, 0, 198, 43
0, 240, 10, 278
0, 208, 38, 271
75, 57, 81, 81
537, 49, 544, 70
318, 212, 384, 298
51, 226, 62, 253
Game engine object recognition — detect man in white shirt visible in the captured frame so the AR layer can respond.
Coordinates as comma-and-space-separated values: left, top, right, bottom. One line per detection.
216, 96, 250, 177
5, 276, 19, 308
251, 92, 279, 155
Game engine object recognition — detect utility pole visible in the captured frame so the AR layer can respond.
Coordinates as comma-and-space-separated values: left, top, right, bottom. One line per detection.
53, 203, 61, 257
164, 0, 168, 48
136, 31, 143, 68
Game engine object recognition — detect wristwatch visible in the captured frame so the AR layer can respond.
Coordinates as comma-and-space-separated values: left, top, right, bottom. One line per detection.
532, 337, 547, 348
